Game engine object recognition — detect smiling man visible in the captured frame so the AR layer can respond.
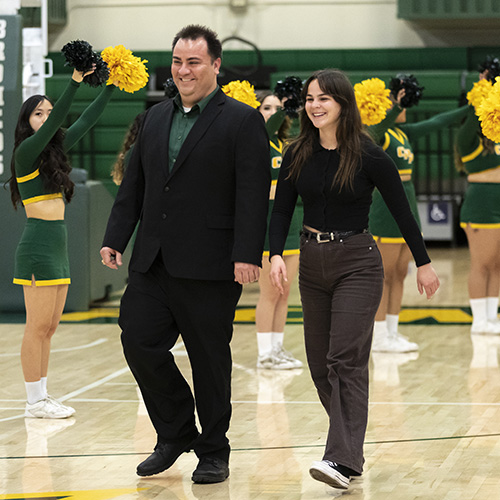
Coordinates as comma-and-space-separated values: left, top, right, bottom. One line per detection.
100, 25, 270, 483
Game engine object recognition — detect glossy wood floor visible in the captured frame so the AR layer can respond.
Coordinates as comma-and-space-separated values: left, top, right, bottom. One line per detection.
2, 246, 500, 500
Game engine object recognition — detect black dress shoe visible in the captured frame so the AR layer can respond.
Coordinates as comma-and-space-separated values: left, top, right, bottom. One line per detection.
137, 439, 195, 476
192, 457, 229, 484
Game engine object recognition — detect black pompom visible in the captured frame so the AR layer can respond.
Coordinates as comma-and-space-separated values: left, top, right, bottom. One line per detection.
163, 78, 178, 99
61, 40, 109, 87
389, 74, 424, 108
83, 52, 110, 88
478, 55, 500, 82
274, 76, 303, 118
61, 40, 95, 72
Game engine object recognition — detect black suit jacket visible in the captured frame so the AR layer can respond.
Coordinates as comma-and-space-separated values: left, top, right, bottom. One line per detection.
103, 89, 271, 281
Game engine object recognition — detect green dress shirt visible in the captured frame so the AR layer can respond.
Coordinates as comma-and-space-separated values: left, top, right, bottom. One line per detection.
168, 86, 219, 172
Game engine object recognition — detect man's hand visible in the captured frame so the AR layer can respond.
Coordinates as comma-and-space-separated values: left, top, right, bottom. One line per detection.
100, 247, 123, 270
234, 262, 260, 284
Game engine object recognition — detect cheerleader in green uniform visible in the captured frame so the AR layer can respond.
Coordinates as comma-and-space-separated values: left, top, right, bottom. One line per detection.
368, 75, 468, 352
455, 59, 500, 334
255, 91, 303, 369
9, 44, 117, 418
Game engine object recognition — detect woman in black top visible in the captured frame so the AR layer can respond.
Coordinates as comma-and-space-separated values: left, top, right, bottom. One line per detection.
269, 69, 439, 490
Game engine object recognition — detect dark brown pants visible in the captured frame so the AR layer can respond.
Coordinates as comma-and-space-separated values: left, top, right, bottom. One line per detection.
299, 232, 384, 474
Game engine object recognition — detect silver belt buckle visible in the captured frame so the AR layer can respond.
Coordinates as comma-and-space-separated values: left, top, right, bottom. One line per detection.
316, 232, 334, 243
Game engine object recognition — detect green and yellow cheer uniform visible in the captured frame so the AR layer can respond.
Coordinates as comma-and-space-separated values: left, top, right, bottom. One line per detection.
368, 104, 468, 242
456, 106, 500, 228
13, 79, 114, 286
262, 109, 303, 256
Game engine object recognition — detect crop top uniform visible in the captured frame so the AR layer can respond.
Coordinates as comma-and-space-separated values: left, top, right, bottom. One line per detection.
13, 79, 115, 286
368, 104, 468, 242
456, 105, 500, 228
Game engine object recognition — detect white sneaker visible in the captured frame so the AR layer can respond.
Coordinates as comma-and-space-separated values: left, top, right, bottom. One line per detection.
309, 460, 350, 490
272, 345, 303, 369
392, 331, 419, 351
372, 331, 417, 353
257, 347, 303, 370
25, 398, 74, 419
471, 321, 500, 334
256, 352, 275, 369
46, 395, 75, 416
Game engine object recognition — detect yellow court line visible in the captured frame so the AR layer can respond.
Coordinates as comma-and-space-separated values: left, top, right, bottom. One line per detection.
61, 307, 473, 324
61, 308, 120, 321
0, 489, 146, 500
399, 308, 472, 323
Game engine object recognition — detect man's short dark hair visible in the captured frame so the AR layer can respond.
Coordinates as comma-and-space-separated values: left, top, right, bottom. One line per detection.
172, 25, 222, 62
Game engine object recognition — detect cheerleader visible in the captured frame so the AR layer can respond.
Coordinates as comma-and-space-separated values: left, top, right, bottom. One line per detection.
254, 90, 303, 369
368, 75, 468, 352
9, 45, 115, 418
455, 57, 500, 334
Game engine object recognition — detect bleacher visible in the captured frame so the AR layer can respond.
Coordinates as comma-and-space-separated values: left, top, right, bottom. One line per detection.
45, 45, 500, 243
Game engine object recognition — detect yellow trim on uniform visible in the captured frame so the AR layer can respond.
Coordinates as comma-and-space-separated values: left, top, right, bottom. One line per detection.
23, 192, 63, 205
399, 169, 412, 176
13, 277, 71, 286
271, 179, 278, 186
382, 133, 390, 151
16, 168, 40, 183
388, 128, 408, 145
270, 139, 283, 154
13, 278, 33, 286
262, 249, 300, 257
373, 235, 406, 244
461, 143, 484, 163
460, 222, 500, 229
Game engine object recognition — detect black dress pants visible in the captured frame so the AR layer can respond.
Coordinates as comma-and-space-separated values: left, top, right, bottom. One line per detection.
119, 252, 242, 462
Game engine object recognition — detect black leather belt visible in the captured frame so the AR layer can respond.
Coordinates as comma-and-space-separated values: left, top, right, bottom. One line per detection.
301, 228, 368, 243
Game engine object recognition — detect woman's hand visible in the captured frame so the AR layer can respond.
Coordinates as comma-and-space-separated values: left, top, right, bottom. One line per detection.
416, 263, 440, 299
71, 64, 96, 83
269, 254, 288, 294
396, 88, 406, 107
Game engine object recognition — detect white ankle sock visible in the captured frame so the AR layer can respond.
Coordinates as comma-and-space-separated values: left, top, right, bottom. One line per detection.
272, 332, 284, 348
41, 377, 48, 398
386, 314, 399, 334
470, 298, 488, 326
486, 297, 499, 322
257, 332, 273, 356
373, 320, 389, 339
25, 380, 45, 404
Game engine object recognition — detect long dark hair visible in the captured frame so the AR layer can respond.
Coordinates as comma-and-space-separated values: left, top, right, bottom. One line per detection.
111, 111, 146, 185
9, 94, 74, 209
287, 69, 370, 192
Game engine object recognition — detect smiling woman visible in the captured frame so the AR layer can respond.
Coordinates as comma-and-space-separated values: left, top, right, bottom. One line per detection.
304, 79, 341, 147
268, 68, 440, 490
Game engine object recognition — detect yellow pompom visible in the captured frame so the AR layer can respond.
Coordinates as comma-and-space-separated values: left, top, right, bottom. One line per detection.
222, 80, 260, 109
477, 77, 500, 143
467, 79, 492, 114
101, 45, 149, 93
354, 78, 392, 126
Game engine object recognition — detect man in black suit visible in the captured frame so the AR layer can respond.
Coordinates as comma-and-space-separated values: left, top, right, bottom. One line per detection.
100, 25, 270, 483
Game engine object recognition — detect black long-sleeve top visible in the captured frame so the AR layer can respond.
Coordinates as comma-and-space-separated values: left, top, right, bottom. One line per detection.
269, 136, 430, 267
